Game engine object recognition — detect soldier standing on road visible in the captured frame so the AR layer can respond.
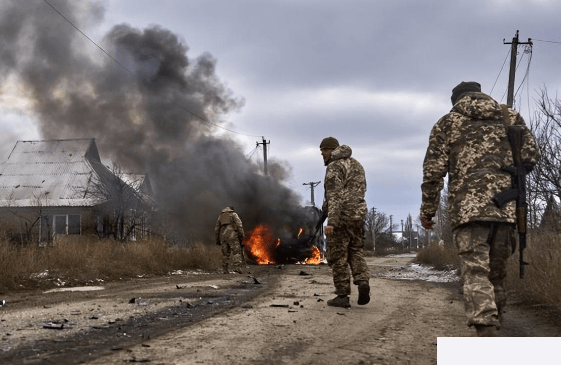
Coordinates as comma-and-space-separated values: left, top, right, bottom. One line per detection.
420, 81, 541, 336
320, 137, 370, 308
215, 206, 245, 274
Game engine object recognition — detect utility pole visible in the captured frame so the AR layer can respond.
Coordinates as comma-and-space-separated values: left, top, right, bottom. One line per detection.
409, 219, 412, 251
372, 207, 376, 252
303, 181, 321, 206
256, 137, 270, 175
416, 224, 420, 250
400, 219, 404, 251
389, 215, 393, 239
504, 30, 532, 108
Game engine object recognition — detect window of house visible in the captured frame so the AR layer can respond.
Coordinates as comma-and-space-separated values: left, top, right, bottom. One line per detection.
54, 214, 81, 235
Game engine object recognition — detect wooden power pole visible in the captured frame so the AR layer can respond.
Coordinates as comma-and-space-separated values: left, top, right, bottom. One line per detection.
504, 30, 532, 108
256, 137, 270, 175
303, 181, 321, 206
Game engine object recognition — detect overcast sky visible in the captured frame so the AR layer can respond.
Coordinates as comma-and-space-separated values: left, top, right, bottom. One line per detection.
1, 0, 561, 230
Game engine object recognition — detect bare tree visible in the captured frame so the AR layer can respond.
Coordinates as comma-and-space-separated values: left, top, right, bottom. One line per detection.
79, 162, 154, 241
365, 207, 403, 254
403, 213, 414, 250
527, 86, 561, 228
0, 192, 49, 245
364, 207, 393, 237
434, 185, 453, 246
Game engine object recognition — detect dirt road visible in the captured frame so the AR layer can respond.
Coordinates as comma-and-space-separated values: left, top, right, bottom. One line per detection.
1, 254, 560, 364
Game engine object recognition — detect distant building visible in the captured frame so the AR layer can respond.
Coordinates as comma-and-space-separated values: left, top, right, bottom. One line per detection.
0, 139, 155, 244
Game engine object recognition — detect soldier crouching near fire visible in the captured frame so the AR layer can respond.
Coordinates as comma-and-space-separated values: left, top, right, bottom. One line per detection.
215, 206, 245, 274
320, 137, 370, 308
420, 81, 540, 336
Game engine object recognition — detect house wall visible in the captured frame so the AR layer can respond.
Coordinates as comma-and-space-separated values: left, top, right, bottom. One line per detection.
0, 204, 154, 244
0, 206, 96, 244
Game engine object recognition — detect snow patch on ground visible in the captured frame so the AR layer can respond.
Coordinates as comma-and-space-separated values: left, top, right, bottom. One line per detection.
44, 286, 105, 293
380, 253, 460, 283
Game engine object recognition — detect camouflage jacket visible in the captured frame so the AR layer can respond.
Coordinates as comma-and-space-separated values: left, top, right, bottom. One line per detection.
322, 145, 368, 226
421, 92, 541, 229
214, 207, 244, 242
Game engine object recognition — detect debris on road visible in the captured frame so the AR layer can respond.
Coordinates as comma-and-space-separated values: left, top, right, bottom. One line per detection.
43, 323, 64, 330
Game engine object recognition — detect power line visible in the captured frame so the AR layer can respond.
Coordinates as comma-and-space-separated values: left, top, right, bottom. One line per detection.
42, 0, 261, 138
504, 47, 528, 104
245, 146, 257, 159
514, 45, 533, 101
490, 47, 510, 96
533, 38, 561, 45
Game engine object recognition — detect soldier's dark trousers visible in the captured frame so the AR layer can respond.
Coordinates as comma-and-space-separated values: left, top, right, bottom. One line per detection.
453, 222, 516, 328
326, 220, 370, 296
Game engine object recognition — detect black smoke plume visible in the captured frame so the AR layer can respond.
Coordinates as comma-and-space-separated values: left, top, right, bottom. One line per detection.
0, 0, 312, 243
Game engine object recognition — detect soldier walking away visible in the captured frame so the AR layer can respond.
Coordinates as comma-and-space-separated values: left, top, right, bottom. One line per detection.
420, 81, 540, 337
215, 206, 245, 274
320, 137, 370, 308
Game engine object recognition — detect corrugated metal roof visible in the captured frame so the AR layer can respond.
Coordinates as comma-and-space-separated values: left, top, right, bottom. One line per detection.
0, 139, 106, 207
121, 173, 155, 207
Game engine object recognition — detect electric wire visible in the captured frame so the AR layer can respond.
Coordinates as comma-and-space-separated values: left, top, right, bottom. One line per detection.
42, 0, 262, 138
515, 45, 533, 102
511, 47, 530, 109
245, 146, 257, 159
490, 47, 511, 96
533, 39, 561, 45
519, 45, 533, 122
499, 47, 528, 105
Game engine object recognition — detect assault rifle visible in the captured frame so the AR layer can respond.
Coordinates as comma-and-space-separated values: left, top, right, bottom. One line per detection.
307, 211, 327, 246
492, 125, 529, 278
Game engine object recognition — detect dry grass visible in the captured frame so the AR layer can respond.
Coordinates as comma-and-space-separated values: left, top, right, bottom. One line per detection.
506, 231, 561, 310
0, 237, 222, 292
416, 231, 561, 311
415, 241, 460, 270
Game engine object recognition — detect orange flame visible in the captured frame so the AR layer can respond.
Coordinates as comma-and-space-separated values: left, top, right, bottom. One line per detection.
245, 224, 324, 265
297, 227, 303, 239
244, 224, 277, 264
298, 245, 323, 265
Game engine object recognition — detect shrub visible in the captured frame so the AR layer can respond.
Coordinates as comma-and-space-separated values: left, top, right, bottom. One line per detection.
415, 241, 460, 270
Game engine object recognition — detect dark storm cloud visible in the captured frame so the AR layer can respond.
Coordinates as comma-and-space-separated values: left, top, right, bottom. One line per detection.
0, 0, 313, 242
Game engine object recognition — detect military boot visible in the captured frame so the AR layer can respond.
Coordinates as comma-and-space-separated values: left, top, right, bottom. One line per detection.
357, 281, 370, 305
475, 325, 499, 337
327, 295, 351, 308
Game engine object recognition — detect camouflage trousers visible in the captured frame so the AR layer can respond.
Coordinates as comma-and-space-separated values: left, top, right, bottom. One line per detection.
220, 227, 244, 273
326, 220, 370, 296
454, 222, 516, 328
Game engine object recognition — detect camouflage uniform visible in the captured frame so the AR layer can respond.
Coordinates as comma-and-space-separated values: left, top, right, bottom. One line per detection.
421, 90, 540, 328
322, 145, 370, 296
215, 207, 245, 274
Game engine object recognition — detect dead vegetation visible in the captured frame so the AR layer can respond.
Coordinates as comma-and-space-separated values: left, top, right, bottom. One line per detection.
416, 231, 561, 312
506, 231, 561, 309
415, 241, 460, 270
0, 237, 222, 292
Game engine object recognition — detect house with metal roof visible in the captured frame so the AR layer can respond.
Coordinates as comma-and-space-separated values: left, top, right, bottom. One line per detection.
0, 139, 154, 244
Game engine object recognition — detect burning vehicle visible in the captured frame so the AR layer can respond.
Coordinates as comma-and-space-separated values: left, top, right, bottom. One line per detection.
243, 206, 326, 265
